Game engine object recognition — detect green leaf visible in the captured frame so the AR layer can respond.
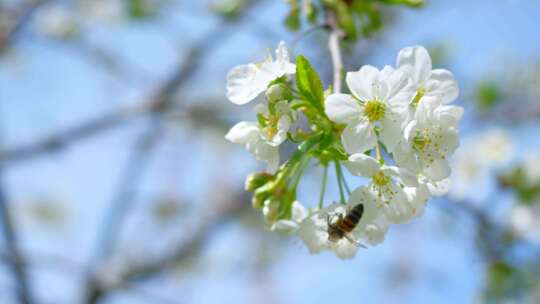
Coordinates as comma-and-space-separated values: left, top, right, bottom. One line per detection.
285, 7, 301, 31
336, 2, 357, 40
129, 0, 154, 19
296, 55, 325, 112
378, 0, 424, 8
475, 81, 502, 110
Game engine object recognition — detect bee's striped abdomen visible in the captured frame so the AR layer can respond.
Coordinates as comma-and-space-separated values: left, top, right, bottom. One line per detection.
338, 204, 364, 233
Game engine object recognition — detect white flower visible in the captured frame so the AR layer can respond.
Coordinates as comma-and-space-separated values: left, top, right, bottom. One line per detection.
325, 65, 411, 154
397, 45, 459, 105
522, 151, 540, 186
35, 4, 77, 38
298, 187, 389, 259
79, 0, 124, 22
225, 102, 295, 172
253, 101, 296, 146
509, 203, 540, 244
269, 201, 308, 233
472, 128, 514, 167
449, 146, 489, 201
345, 153, 421, 223
226, 41, 296, 105
394, 98, 463, 181
225, 122, 279, 173
421, 176, 450, 197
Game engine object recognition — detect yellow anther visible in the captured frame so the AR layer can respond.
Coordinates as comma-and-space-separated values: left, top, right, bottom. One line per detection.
364, 100, 386, 122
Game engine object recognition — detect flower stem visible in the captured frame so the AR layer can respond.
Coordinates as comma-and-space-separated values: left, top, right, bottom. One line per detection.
291, 157, 310, 194
341, 171, 351, 195
318, 165, 328, 209
375, 142, 384, 164
335, 160, 346, 204
327, 12, 344, 94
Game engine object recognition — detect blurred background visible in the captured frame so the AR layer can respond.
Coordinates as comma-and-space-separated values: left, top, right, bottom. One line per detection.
1, 0, 540, 303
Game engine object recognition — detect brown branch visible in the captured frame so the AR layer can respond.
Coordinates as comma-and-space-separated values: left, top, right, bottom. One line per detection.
0, 174, 34, 304
0, 0, 49, 53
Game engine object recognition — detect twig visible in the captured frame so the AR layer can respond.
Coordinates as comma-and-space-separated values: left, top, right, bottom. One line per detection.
92, 121, 163, 261
0, 0, 49, 53
0, 173, 33, 304
326, 11, 344, 93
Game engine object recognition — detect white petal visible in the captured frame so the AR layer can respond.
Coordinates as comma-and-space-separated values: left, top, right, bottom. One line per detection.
424, 177, 450, 196
291, 201, 308, 222
383, 166, 418, 187
342, 121, 377, 154
331, 240, 358, 259
404, 184, 429, 218
275, 41, 296, 74
379, 183, 412, 224
225, 121, 259, 144
425, 69, 459, 104
423, 156, 451, 181
270, 220, 299, 233
226, 64, 265, 105
396, 45, 432, 85
345, 154, 380, 178
325, 94, 363, 124
438, 130, 460, 156
346, 65, 380, 101
254, 103, 268, 115
393, 141, 421, 174
379, 111, 404, 153
246, 139, 280, 173
298, 215, 329, 254
362, 217, 389, 246
381, 65, 408, 100
414, 96, 439, 125
437, 105, 464, 128
348, 186, 379, 226
402, 120, 418, 143
266, 115, 291, 146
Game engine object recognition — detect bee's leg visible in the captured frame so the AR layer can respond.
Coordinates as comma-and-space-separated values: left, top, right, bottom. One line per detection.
327, 213, 337, 225
345, 234, 367, 248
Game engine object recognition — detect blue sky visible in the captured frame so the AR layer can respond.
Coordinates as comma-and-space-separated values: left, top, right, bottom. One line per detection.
1, 0, 540, 303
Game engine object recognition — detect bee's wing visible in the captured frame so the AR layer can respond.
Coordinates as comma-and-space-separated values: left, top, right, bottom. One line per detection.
345, 234, 367, 248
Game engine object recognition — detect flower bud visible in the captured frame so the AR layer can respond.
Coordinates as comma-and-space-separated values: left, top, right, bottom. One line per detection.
265, 83, 290, 103
262, 199, 280, 223
252, 183, 273, 209
244, 172, 274, 192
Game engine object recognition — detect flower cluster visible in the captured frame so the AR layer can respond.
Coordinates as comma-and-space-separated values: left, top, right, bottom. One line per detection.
225, 42, 463, 259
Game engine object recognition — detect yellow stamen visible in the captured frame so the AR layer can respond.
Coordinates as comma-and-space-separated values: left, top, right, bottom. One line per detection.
364, 100, 386, 122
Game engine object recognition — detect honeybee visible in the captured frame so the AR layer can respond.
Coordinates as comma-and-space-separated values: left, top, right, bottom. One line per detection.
326, 203, 366, 247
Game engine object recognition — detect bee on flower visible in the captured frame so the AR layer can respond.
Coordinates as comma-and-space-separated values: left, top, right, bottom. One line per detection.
225, 43, 463, 259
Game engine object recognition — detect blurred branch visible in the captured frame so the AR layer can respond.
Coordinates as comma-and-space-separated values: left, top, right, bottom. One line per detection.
326, 11, 344, 93
92, 121, 163, 261
439, 198, 540, 261
0, 174, 34, 304
80, 3, 261, 303
0, 249, 182, 304
0, 0, 49, 53
0, 6, 251, 166
85, 188, 249, 304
